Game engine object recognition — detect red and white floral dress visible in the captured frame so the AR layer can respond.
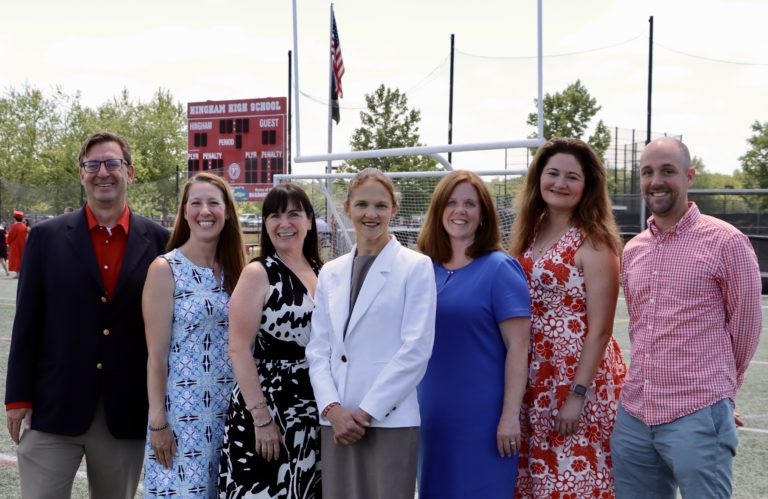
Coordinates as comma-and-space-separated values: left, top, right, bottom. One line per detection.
515, 227, 627, 499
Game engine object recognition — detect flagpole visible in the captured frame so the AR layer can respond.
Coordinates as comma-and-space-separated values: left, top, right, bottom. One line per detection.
327, 3, 335, 177
288, 50, 292, 175
325, 3, 335, 247
291, 0, 302, 158
448, 33, 455, 165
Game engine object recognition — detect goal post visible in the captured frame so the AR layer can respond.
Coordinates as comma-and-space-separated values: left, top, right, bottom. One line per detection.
289, 0, 546, 169
274, 169, 526, 260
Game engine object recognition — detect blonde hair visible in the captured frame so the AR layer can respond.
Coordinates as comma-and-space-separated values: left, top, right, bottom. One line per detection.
346, 168, 399, 207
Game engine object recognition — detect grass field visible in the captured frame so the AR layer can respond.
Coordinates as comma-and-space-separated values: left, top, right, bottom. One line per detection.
0, 277, 766, 498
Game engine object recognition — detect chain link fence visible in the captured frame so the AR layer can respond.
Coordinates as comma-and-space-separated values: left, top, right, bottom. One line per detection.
613, 191, 768, 278
0, 176, 180, 228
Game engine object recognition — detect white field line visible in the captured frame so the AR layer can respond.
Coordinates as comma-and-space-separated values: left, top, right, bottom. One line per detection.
750, 360, 768, 365
741, 414, 768, 421
739, 427, 768, 434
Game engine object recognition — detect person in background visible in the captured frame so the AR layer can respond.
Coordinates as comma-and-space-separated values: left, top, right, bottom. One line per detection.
510, 137, 626, 498
219, 183, 322, 498
416, 170, 531, 499
0, 221, 10, 276
6, 209, 27, 278
143, 172, 245, 497
4, 131, 169, 498
611, 137, 762, 498
306, 168, 436, 499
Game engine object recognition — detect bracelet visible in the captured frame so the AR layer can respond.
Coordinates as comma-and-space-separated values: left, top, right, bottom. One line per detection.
253, 417, 272, 428
148, 422, 169, 432
322, 402, 341, 418
246, 399, 268, 412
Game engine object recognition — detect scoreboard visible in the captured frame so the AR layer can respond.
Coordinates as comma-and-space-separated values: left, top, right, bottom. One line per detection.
187, 97, 287, 202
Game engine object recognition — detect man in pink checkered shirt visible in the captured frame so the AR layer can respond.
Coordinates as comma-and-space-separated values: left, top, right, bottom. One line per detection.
610, 137, 762, 499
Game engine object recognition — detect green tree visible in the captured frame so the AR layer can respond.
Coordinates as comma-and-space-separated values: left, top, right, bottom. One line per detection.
740, 121, 768, 188
689, 155, 741, 189
345, 84, 437, 173
0, 85, 187, 218
344, 85, 438, 215
689, 156, 743, 213
0, 84, 77, 214
527, 79, 611, 158
130, 89, 187, 219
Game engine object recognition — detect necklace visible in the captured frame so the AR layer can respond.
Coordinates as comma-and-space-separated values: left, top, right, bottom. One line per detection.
275, 252, 307, 274
535, 228, 568, 256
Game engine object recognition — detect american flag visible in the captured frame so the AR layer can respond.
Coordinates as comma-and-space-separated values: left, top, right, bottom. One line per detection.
331, 10, 344, 124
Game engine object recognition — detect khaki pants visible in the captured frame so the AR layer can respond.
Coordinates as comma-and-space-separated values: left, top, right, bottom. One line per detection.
321, 426, 419, 499
17, 401, 144, 499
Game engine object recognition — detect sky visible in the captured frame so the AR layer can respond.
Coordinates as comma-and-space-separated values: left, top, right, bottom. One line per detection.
2, 0, 767, 175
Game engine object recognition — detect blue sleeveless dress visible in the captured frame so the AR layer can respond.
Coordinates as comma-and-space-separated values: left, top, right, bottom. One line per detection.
143, 248, 234, 498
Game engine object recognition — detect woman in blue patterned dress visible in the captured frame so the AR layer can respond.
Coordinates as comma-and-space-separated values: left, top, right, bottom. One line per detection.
219, 183, 323, 498
143, 172, 245, 498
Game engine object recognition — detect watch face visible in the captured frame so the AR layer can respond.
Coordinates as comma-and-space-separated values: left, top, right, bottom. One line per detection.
572, 384, 587, 396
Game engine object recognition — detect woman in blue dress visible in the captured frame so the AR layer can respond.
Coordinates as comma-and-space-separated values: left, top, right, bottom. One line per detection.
143, 172, 245, 497
417, 170, 531, 498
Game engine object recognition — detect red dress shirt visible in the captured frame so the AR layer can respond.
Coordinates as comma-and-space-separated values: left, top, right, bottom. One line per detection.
85, 203, 130, 301
620, 202, 762, 425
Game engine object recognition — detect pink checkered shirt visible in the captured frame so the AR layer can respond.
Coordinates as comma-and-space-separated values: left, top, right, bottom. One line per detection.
620, 202, 762, 425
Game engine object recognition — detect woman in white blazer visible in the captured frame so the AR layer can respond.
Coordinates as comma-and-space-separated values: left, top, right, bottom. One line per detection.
306, 168, 436, 499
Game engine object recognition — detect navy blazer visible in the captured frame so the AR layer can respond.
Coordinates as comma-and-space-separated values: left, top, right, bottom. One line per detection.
5, 208, 169, 439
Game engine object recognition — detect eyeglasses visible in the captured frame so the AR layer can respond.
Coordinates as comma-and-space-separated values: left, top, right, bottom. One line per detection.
80, 159, 127, 173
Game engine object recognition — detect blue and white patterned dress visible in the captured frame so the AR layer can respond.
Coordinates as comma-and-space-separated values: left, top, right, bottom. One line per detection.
144, 248, 235, 498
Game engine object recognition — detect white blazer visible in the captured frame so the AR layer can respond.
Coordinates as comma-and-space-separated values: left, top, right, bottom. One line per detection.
307, 237, 436, 428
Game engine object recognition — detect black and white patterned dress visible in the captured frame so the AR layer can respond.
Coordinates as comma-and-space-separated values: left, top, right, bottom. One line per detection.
218, 256, 322, 498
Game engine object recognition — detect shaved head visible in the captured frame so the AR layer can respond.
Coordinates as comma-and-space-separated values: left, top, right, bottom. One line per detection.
643, 137, 691, 169
639, 136, 695, 231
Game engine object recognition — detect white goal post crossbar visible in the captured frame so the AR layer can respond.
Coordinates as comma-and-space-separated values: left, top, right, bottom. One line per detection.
290, 0, 546, 166
274, 169, 528, 257
274, 169, 528, 184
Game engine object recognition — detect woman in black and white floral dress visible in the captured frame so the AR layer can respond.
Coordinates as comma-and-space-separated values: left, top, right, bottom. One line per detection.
219, 184, 322, 498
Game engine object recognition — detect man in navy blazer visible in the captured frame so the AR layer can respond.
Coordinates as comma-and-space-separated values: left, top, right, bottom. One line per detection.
4, 131, 169, 498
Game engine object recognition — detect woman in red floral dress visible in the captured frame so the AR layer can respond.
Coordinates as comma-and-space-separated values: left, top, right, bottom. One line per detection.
510, 138, 627, 498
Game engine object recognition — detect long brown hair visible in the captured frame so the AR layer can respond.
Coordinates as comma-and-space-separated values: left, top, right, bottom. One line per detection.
259, 183, 323, 268
167, 172, 245, 294
418, 170, 502, 263
509, 137, 622, 258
